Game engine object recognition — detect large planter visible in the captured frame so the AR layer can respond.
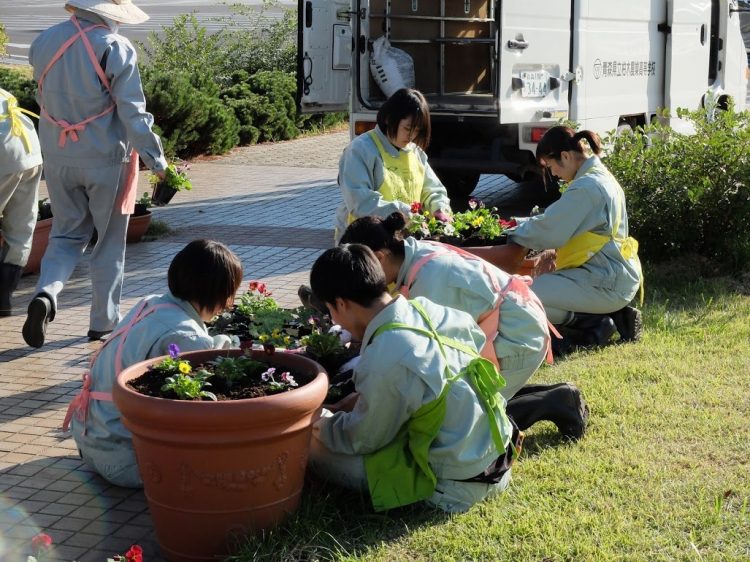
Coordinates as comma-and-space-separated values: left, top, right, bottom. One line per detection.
151, 183, 178, 206
24, 218, 53, 275
126, 209, 152, 243
112, 349, 328, 562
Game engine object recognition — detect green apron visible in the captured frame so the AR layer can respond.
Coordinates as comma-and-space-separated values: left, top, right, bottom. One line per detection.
364, 300, 512, 512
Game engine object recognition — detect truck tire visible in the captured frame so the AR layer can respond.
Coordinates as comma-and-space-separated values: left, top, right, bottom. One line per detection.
434, 170, 481, 200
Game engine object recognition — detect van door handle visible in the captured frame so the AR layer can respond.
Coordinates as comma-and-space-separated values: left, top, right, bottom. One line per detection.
700, 24, 706, 45
507, 39, 529, 50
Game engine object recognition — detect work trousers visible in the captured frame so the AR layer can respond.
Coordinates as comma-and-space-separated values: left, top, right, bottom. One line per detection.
35, 161, 129, 332
0, 165, 42, 266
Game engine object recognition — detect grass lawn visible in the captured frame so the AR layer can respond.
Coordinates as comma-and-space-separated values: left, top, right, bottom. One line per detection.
231, 262, 750, 562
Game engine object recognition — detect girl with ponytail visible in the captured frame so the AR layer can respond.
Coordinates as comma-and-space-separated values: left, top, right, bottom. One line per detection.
475, 125, 643, 348
341, 212, 589, 441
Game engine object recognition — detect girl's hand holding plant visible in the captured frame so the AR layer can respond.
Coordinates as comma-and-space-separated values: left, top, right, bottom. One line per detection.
433, 209, 453, 223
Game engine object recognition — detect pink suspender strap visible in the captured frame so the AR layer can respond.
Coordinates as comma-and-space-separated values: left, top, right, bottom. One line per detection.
37, 15, 116, 148
62, 301, 182, 432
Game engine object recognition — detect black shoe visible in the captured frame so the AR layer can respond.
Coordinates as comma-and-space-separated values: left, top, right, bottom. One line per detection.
298, 284, 328, 315
506, 382, 589, 440
552, 384, 589, 440
610, 306, 642, 342
87, 330, 112, 342
22, 296, 53, 348
0, 263, 23, 317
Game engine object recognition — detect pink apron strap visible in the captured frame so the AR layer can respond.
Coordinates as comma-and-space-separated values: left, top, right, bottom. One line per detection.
38, 15, 116, 148
117, 150, 140, 214
62, 301, 181, 432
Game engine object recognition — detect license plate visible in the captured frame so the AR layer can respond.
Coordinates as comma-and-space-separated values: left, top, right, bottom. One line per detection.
520, 71, 549, 98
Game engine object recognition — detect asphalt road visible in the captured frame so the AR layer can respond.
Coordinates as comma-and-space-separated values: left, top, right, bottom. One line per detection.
1, 0, 296, 64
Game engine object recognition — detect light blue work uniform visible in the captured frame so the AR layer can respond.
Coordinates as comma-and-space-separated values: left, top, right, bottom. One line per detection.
29, 10, 167, 332
71, 293, 230, 487
509, 156, 641, 324
333, 126, 450, 243
309, 296, 513, 513
0, 88, 43, 267
396, 237, 548, 399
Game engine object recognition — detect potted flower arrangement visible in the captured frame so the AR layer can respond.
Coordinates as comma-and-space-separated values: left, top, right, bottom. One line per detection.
126, 192, 152, 243
408, 199, 514, 247
209, 281, 359, 402
149, 161, 192, 206
111, 344, 328, 562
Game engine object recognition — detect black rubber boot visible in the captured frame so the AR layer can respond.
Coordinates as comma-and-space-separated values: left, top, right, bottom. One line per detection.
506, 383, 589, 440
22, 294, 54, 348
0, 263, 23, 317
610, 306, 643, 342
298, 284, 328, 315
566, 313, 617, 347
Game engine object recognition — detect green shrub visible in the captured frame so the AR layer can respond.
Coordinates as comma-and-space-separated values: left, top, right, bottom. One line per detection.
222, 70, 300, 144
142, 68, 239, 158
603, 103, 750, 269
222, 5, 297, 76
0, 67, 39, 116
138, 13, 232, 87
139, 3, 347, 156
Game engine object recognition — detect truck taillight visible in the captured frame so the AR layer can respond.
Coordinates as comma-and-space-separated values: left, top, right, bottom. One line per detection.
354, 121, 377, 136
529, 127, 550, 143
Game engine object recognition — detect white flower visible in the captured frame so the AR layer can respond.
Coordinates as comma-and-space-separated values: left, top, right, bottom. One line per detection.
443, 224, 455, 236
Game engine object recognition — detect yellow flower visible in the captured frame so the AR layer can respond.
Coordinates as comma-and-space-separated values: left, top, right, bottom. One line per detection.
259, 334, 269, 343
283, 336, 292, 345
272, 329, 281, 338
178, 361, 191, 374
471, 216, 485, 228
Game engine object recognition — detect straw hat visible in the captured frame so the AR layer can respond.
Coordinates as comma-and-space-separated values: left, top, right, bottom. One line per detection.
65, 0, 149, 25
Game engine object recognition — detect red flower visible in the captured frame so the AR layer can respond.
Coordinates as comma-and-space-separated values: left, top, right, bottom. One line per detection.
124, 545, 143, 562
248, 280, 259, 291
31, 533, 53, 556
410, 201, 422, 214
499, 218, 517, 229
257, 282, 267, 295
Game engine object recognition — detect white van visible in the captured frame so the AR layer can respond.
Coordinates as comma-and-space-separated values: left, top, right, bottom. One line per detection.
298, 0, 749, 199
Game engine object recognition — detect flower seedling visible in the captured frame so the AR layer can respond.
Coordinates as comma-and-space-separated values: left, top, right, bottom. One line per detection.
260, 367, 298, 392
237, 280, 279, 316
161, 368, 216, 401
209, 353, 268, 387
149, 161, 192, 191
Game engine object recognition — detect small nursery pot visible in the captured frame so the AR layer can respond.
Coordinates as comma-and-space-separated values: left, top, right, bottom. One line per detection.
112, 349, 328, 562
151, 183, 178, 206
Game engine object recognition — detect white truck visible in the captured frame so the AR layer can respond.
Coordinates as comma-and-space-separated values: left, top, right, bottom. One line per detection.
298, 0, 749, 200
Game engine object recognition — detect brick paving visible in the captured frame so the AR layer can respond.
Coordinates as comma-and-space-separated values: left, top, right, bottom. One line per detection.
0, 129, 522, 561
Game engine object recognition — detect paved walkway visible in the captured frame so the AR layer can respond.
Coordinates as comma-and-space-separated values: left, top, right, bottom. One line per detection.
0, 130, 519, 561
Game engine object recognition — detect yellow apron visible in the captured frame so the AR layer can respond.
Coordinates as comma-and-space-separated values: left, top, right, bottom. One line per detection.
0, 92, 39, 154
347, 130, 426, 225
555, 165, 644, 303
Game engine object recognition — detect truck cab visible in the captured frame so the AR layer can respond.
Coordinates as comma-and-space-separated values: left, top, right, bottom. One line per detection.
299, 0, 748, 200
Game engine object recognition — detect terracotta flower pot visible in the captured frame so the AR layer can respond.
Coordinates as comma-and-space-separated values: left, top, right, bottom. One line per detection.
24, 218, 53, 275
112, 349, 328, 562
126, 210, 152, 243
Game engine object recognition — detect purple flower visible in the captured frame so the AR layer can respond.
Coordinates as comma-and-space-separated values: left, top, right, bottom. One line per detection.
261, 367, 276, 382
468, 198, 478, 210
168, 343, 180, 359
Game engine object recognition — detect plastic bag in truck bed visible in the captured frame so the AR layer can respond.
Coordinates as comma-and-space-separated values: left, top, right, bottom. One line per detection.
370, 36, 415, 98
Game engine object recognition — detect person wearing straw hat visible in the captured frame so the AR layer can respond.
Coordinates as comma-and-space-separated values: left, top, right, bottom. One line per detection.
23, 0, 167, 348
0, 88, 43, 317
